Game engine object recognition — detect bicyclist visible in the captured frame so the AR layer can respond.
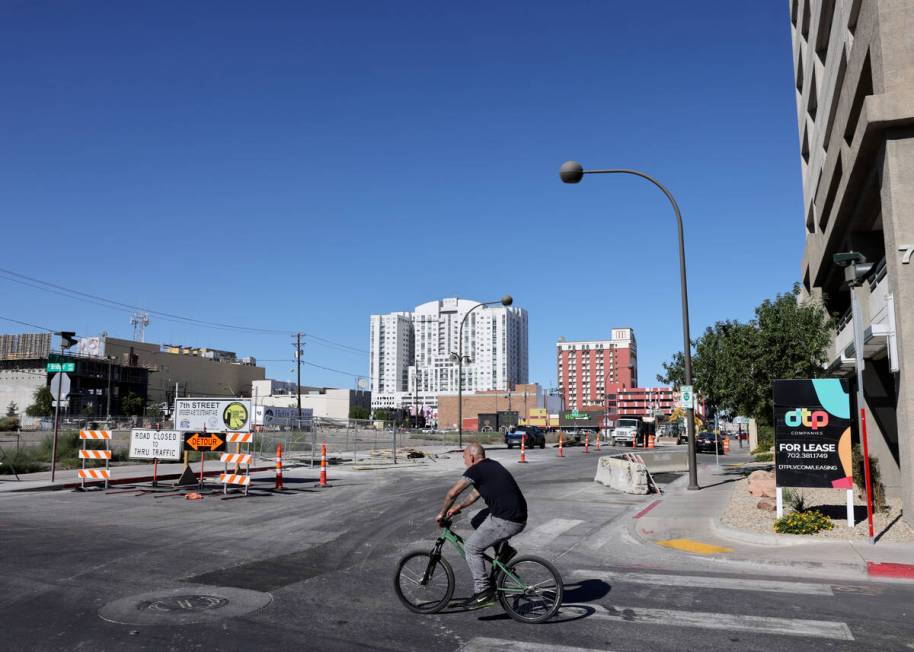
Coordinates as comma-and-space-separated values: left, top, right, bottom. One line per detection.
436, 442, 527, 607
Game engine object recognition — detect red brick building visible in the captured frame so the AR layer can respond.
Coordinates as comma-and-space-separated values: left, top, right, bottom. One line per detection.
556, 328, 637, 411
606, 386, 676, 422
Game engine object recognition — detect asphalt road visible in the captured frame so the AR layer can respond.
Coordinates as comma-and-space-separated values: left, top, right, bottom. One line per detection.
2, 445, 914, 651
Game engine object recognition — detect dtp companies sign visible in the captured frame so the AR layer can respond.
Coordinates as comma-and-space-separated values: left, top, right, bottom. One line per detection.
773, 379, 853, 488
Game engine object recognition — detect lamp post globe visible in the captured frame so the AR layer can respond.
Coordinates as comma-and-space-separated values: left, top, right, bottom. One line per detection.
501, 295, 513, 307
559, 161, 585, 184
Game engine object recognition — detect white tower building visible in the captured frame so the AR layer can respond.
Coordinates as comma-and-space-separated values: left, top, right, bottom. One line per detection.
369, 298, 528, 414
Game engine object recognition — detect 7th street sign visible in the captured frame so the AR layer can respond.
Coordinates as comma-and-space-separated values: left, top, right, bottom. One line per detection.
183, 432, 227, 452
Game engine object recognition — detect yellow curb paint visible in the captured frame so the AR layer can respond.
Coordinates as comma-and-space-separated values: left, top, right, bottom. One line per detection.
655, 538, 734, 555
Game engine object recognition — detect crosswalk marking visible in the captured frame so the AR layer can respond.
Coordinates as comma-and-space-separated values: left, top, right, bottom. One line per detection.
460, 637, 611, 652
574, 570, 834, 596
515, 518, 584, 547
586, 604, 853, 641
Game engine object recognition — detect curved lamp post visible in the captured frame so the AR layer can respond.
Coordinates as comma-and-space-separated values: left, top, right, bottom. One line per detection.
452, 295, 513, 448
559, 161, 699, 490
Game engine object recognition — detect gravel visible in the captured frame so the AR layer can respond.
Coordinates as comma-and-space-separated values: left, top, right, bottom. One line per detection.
721, 476, 914, 543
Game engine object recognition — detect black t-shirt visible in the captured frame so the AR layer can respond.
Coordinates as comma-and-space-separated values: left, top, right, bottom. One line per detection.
463, 458, 527, 524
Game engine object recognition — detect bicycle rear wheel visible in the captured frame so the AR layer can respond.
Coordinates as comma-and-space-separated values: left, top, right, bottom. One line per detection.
496, 555, 563, 623
394, 551, 455, 614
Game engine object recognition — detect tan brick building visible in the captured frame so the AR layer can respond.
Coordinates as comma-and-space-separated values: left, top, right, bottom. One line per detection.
437, 383, 548, 431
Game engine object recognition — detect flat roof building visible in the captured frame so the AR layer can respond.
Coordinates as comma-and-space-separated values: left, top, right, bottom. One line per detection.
789, 0, 914, 516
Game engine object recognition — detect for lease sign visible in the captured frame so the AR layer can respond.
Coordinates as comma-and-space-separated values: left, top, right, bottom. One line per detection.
130, 429, 183, 460
773, 379, 853, 489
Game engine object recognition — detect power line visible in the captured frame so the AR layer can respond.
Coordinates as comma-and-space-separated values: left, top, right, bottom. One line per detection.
0, 267, 368, 353
0, 315, 56, 333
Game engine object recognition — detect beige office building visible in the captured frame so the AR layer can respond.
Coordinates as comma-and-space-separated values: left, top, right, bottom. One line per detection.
790, 1, 914, 517
101, 337, 266, 403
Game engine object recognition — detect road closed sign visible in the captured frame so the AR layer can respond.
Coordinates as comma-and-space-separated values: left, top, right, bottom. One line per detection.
174, 399, 251, 433
130, 429, 183, 461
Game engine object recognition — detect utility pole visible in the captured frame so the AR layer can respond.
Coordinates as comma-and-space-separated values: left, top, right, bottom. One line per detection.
105, 358, 113, 424
294, 333, 303, 428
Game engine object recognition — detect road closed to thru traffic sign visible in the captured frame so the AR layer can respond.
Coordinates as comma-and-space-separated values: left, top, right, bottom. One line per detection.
130, 430, 183, 461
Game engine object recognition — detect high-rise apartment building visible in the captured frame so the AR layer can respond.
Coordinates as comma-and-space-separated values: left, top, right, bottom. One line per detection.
789, 1, 914, 516
556, 328, 637, 411
370, 298, 528, 412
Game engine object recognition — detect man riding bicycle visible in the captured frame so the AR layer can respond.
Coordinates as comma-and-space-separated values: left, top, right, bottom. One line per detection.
436, 442, 527, 607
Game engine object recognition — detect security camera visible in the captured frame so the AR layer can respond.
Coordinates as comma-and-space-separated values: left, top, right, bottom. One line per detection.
832, 251, 867, 267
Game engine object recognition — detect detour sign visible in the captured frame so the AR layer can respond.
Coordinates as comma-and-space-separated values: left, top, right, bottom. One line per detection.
183, 432, 227, 452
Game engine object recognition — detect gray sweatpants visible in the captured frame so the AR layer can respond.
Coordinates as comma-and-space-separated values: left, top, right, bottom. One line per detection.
464, 513, 525, 593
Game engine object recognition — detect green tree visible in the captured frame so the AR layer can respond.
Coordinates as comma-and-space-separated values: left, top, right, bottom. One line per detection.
6, 402, 18, 417
25, 386, 54, 418
349, 405, 370, 420
658, 285, 833, 425
121, 392, 145, 416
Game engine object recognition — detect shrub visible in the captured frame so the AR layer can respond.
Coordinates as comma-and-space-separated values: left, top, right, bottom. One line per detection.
0, 416, 19, 431
774, 509, 834, 535
753, 452, 773, 462
783, 488, 807, 513
852, 444, 887, 513
755, 424, 774, 451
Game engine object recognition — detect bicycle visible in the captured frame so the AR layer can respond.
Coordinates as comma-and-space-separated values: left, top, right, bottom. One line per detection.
394, 518, 564, 624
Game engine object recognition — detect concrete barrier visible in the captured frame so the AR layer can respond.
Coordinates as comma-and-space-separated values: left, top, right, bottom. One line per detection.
594, 455, 649, 494
630, 448, 689, 473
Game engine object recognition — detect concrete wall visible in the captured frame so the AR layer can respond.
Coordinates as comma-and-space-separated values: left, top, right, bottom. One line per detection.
0, 367, 44, 425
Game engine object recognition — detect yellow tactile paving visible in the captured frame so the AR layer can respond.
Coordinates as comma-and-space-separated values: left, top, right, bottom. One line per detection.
655, 538, 734, 555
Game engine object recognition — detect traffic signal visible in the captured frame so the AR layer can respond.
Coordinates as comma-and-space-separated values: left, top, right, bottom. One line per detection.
58, 331, 78, 349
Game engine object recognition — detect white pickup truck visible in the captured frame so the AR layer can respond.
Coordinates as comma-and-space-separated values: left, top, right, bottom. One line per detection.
612, 417, 642, 446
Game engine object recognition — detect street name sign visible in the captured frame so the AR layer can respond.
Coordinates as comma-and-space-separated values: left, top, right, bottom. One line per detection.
47, 362, 75, 372
679, 386, 693, 409
174, 398, 251, 433
130, 429, 183, 460
183, 432, 227, 452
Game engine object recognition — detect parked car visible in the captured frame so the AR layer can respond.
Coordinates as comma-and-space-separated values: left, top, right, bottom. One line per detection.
695, 431, 724, 453
505, 426, 546, 449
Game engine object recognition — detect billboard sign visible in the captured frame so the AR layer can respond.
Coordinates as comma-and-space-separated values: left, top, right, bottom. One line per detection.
174, 399, 251, 433
559, 409, 600, 428
130, 429, 183, 460
253, 405, 313, 427
773, 379, 853, 488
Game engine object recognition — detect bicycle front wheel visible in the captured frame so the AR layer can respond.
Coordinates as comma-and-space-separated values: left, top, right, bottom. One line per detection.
497, 555, 564, 624
394, 551, 455, 614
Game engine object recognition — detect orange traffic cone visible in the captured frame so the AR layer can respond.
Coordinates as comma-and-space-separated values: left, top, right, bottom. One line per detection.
275, 443, 284, 491
320, 442, 328, 486
518, 434, 527, 463
723, 436, 730, 454
584, 433, 590, 454
647, 434, 655, 449
558, 432, 565, 458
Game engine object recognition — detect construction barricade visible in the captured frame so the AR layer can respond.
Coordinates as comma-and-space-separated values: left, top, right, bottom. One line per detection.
219, 432, 253, 495
79, 430, 112, 489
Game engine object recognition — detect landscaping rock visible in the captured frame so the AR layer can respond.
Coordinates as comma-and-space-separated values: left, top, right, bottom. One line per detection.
747, 470, 776, 497
756, 498, 776, 512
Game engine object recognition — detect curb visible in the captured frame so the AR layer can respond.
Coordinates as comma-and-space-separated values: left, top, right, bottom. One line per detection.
1, 464, 278, 493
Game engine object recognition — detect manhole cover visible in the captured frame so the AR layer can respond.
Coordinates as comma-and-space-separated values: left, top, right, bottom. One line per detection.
142, 594, 230, 613
100, 587, 272, 625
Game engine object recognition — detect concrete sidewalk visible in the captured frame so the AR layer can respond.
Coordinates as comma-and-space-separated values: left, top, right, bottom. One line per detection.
630, 460, 914, 581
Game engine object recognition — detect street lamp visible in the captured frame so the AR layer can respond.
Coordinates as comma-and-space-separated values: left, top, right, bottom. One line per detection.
452, 295, 513, 448
559, 161, 700, 490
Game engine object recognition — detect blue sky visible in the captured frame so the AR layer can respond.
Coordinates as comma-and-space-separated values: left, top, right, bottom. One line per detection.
0, 1, 803, 391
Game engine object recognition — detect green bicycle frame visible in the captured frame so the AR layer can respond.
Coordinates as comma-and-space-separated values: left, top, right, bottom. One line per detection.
427, 526, 527, 595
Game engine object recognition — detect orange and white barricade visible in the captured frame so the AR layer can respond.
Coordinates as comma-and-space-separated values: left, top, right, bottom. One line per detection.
79, 430, 112, 489
220, 432, 253, 495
